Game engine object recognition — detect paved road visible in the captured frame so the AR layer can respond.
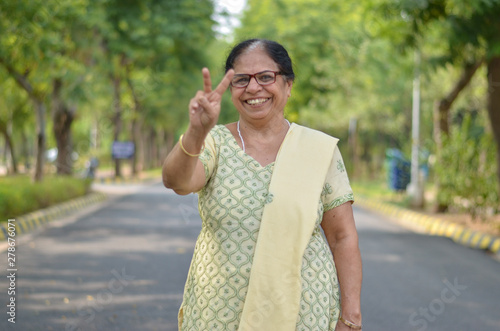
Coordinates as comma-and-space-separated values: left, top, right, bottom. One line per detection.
1, 182, 499, 331
356, 207, 500, 331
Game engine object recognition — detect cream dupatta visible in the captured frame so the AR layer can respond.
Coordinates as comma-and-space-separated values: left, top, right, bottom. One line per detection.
238, 123, 338, 331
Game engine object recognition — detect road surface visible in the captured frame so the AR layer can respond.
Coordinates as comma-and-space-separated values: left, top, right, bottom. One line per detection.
1, 182, 499, 330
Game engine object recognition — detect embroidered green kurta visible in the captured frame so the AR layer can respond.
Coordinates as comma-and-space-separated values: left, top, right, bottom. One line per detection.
179, 125, 354, 331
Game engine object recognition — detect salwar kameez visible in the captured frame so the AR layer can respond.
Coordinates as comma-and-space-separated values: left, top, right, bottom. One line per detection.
179, 125, 354, 330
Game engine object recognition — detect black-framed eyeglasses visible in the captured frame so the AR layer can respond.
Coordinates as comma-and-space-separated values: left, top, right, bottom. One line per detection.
230, 70, 283, 88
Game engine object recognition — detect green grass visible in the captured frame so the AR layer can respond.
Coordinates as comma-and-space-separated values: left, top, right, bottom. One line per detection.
142, 168, 162, 178
94, 165, 162, 179
0, 175, 92, 221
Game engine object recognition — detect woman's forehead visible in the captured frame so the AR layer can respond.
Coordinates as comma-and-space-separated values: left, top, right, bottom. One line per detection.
233, 48, 278, 72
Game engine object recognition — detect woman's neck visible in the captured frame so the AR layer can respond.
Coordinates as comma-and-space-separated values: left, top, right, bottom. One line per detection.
237, 115, 289, 139
236, 115, 291, 157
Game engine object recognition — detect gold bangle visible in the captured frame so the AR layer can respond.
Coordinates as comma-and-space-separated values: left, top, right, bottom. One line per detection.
179, 134, 205, 157
339, 315, 362, 330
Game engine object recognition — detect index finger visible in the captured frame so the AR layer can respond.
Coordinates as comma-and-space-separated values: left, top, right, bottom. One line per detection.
213, 69, 235, 96
202, 67, 212, 93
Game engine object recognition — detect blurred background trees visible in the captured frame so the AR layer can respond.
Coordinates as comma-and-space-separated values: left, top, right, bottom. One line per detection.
0, 0, 221, 181
0, 0, 498, 218
236, 0, 499, 216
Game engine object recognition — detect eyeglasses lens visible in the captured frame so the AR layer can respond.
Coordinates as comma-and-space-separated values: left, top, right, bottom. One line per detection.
231, 71, 277, 88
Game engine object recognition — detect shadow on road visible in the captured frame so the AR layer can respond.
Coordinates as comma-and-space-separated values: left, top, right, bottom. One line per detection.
1, 184, 200, 331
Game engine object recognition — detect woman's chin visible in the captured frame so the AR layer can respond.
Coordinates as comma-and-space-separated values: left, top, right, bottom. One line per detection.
239, 106, 276, 121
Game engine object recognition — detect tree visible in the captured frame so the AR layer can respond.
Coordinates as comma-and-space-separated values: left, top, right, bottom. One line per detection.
97, 0, 218, 176
432, 60, 483, 211
48, 1, 96, 175
0, 58, 47, 181
0, 0, 247, 182
237, 0, 417, 176
0, 79, 31, 174
383, 0, 500, 204
0, 0, 90, 179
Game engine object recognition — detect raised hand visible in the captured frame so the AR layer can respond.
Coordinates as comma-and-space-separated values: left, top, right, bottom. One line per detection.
188, 68, 234, 135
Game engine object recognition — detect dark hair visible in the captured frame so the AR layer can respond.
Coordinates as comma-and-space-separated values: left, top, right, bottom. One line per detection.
225, 39, 295, 82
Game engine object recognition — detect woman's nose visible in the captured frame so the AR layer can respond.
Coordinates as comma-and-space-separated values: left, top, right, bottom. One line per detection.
245, 76, 262, 92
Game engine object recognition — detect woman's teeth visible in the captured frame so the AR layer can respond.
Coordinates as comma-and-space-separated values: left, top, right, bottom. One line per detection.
246, 98, 269, 105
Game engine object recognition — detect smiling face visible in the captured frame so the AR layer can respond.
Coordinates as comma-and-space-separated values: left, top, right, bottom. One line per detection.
230, 47, 293, 123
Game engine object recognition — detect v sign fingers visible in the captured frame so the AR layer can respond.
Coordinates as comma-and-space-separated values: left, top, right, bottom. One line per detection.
213, 69, 234, 99
202, 69, 234, 122
187, 68, 235, 136
201, 68, 234, 101
202, 68, 212, 93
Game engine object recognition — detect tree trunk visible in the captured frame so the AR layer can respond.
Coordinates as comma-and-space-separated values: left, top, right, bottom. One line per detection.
130, 117, 141, 176
434, 60, 483, 147
52, 78, 75, 175
144, 127, 153, 170
21, 129, 31, 172
137, 123, 144, 172
33, 100, 46, 182
487, 56, 500, 197
112, 74, 122, 177
125, 65, 141, 176
0, 120, 18, 174
165, 130, 175, 158
150, 129, 157, 169
433, 60, 483, 212
157, 130, 167, 168
141, 128, 148, 170
158, 129, 167, 167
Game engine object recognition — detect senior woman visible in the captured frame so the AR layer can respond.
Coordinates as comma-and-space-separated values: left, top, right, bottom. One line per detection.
163, 39, 362, 331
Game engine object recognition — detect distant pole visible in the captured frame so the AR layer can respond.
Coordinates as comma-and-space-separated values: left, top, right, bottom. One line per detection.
408, 49, 424, 207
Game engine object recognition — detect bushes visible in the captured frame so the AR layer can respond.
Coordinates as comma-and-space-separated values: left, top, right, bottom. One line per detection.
0, 175, 92, 219
434, 115, 499, 219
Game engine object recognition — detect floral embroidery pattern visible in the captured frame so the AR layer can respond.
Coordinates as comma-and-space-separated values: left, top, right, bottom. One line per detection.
337, 159, 345, 173
321, 183, 333, 197
263, 192, 274, 204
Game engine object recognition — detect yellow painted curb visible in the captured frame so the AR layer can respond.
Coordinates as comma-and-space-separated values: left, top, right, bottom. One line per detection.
491, 239, 500, 253
355, 197, 500, 256
0, 192, 108, 240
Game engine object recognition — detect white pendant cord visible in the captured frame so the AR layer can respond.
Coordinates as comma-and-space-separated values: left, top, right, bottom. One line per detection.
237, 119, 290, 153
237, 120, 246, 152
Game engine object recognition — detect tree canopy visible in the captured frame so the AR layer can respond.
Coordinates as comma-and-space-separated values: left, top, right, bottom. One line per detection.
0, 0, 498, 215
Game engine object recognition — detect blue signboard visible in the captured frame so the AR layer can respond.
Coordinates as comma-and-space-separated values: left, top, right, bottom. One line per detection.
112, 141, 135, 159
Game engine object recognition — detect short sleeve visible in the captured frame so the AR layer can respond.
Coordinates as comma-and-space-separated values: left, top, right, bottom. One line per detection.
321, 145, 354, 212
198, 127, 219, 185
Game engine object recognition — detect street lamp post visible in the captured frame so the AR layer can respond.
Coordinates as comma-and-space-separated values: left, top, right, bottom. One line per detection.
408, 49, 424, 208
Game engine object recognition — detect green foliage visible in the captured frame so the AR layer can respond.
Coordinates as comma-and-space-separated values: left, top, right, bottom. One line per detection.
96, 0, 219, 136
0, 0, 222, 176
237, 0, 418, 174
234, 0, 499, 196
435, 115, 499, 218
0, 0, 499, 219
0, 175, 91, 219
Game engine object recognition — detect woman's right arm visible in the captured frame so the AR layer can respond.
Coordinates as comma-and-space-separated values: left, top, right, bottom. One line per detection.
162, 128, 208, 195
162, 68, 234, 195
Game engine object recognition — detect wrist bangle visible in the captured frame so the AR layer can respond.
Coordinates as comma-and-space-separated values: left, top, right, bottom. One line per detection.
179, 134, 205, 157
339, 315, 362, 329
